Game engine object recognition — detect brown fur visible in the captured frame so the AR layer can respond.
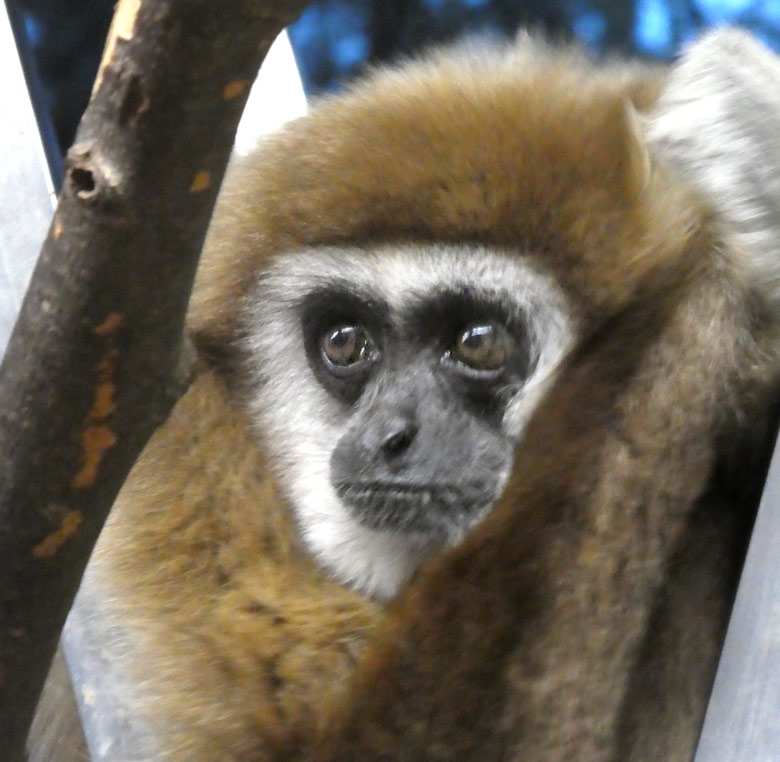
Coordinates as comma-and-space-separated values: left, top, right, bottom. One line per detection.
82, 370, 378, 759
50, 37, 780, 762
190, 41, 674, 349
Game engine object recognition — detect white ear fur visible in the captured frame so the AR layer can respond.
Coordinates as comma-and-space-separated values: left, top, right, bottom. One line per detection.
647, 28, 780, 308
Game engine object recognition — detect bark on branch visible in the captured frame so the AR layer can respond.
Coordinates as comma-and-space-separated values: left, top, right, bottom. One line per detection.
0, 2, 309, 758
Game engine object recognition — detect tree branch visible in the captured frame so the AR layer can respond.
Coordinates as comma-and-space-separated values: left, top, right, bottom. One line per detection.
0, 2, 309, 758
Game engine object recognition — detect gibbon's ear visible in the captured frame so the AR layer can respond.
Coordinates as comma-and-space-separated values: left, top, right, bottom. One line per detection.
648, 28, 780, 309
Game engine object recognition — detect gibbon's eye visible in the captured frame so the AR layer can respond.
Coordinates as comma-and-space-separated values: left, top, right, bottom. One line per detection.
320, 324, 378, 374
450, 322, 509, 372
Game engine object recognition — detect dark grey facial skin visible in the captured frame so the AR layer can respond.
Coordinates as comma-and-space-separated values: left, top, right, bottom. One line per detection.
304, 286, 532, 541
330, 366, 514, 539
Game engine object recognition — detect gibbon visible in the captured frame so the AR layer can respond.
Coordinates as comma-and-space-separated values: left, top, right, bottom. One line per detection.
32, 27, 780, 762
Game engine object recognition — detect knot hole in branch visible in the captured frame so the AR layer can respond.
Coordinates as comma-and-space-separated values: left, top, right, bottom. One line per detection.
69, 167, 97, 201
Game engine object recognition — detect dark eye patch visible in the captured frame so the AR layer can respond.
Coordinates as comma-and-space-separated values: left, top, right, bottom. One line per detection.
405, 287, 535, 381
300, 285, 390, 403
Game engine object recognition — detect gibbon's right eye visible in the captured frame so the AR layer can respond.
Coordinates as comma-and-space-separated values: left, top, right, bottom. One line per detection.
451, 322, 509, 372
320, 324, 379, 375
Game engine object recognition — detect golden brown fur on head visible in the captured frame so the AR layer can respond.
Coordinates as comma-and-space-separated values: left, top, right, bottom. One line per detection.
43, 30, 780, 762
190, 37, 700, 355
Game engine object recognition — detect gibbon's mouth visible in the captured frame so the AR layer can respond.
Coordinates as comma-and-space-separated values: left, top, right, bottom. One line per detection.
333, 480, 481, 535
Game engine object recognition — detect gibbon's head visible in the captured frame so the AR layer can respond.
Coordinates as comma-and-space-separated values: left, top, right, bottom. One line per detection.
191, 34, 758, 598
244, 243, 573, 597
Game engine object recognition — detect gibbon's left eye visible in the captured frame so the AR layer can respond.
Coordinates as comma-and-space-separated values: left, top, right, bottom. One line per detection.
449, 322, 510, 372
320, 324, 378, 375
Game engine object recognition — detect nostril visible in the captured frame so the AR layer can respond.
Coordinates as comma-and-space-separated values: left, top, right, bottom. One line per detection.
380, 422, 417, 458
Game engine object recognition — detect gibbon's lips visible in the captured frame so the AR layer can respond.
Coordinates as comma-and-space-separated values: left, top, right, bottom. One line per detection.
334, 480, 481, 535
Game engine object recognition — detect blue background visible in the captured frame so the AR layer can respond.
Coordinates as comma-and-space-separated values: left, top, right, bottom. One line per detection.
11, 0, 780, 154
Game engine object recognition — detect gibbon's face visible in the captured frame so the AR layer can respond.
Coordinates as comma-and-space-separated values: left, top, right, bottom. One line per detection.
244, 243, 573, 598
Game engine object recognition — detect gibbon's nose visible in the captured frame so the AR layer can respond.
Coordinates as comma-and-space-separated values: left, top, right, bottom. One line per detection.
378, 415, 418, 459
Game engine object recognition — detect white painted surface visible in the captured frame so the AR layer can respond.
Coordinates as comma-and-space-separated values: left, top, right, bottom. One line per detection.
0, 2, 56, 361
234, 30, 307, 154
